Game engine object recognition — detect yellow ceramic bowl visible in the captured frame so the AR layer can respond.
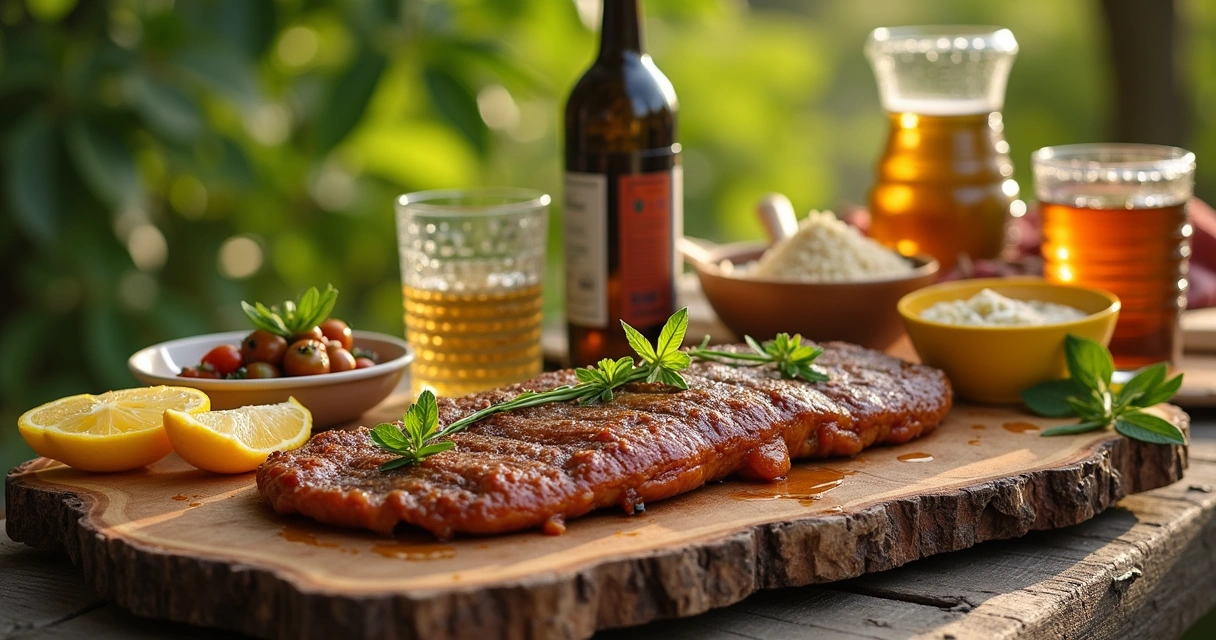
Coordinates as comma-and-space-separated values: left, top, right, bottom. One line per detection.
898, 278, 1120, 404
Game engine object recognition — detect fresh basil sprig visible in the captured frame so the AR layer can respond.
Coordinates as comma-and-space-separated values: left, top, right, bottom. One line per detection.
369, 391, 454, 471
370, 308, 693, 470
688, 332, 828, 383
240, 284, 338, 338
622, 307, 690, 389
1022, 335, 1185, 444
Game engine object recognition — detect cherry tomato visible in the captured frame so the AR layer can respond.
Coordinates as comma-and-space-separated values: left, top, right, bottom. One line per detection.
201, 345, 243, 375
329, 347, 357, 373
244, 362, 281, 379
354, 357, 376, 369
283, 339, 330, 376
241, 330, 288, 366
290, 326, 324, 343
319, 318, 353, 350
179, 365, 220, 379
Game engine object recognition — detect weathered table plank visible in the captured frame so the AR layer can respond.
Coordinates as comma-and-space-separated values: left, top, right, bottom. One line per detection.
4, 435, 1215, 640
602, 433, 1216, 640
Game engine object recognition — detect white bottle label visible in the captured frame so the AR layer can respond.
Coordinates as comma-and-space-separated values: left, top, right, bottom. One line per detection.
564, 172, 609, 328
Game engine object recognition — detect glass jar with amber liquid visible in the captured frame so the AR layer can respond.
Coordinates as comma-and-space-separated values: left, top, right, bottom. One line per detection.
563, 0, 681, 366
1033, 144, 1196, 371
865, 26, 1022, 270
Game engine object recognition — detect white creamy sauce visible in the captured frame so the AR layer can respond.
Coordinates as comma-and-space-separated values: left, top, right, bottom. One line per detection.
920, 288, 1087, 326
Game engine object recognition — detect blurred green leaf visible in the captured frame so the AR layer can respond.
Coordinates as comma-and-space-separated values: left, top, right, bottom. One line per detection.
436, 39, 553, 95
0, 60, 54, 97
127, 71, 204, 143
83, 303, 138, 389
173, 47, 261, 107
217, 0, 279, 58
0, 312, 49, 405
25, 0, 77, 23
423, 65, 488, 154
4, 114, 60, 244
315, 43, 387, 156
64, 119, 141, 208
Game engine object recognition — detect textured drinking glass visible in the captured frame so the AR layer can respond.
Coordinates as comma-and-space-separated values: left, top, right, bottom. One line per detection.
395, 188, 550, 396
865, 26, 1021, 270
1033, 144, 1195, 370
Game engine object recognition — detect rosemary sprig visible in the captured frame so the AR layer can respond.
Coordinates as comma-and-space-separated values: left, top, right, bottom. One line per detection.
370, 308, 692, 470
688, 332, 828, 383
1022, 335, 1185, 444
240, 284, 339, 338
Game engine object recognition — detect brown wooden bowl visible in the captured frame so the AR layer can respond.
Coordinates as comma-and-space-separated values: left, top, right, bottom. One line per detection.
687, 239, 939, 350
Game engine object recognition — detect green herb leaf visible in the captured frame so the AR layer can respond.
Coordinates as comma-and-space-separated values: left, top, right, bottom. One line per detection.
1116, 363, 1167, 408
621, 321, 658, 363
1064, 334, 1113, 393
689, 332, 827, 383
371, 390, 452, 469
1031, 335, 1183, 446
654, 308, 688, 360
378, 457, 418, 471
1135, 372, 1184, 408
621, 308, 693, 389
1023, 378, 1087, 417
1114, 411, 1187, 445
240, 285, 339, 337
1041, 420, 1108, 436
1065, 395, 1106, 422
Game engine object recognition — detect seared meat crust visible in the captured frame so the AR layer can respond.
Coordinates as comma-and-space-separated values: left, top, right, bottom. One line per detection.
257, 342, 951, 538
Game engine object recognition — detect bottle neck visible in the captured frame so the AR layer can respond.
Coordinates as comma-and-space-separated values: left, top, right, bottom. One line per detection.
598, 0, 643, 59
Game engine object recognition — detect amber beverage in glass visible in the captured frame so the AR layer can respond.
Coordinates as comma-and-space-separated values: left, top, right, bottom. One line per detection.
1034, 144, 1196, 370
564, 0, 681, 366
865, 26, 1022, 270
395, 188, 550, 397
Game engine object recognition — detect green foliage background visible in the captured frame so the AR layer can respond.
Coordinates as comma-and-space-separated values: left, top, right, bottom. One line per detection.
2, 0, 1215, 475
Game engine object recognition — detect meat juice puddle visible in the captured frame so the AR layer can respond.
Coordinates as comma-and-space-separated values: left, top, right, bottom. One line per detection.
730, 467, 855, 507
896, 452, 933, 462
277, 524, 455, 560
371, 541, 457, 561
1002, 421, 1041, 434
970, 424, 984, 445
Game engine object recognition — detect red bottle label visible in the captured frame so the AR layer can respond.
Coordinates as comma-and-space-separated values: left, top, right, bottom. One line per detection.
618, 170, 674, 326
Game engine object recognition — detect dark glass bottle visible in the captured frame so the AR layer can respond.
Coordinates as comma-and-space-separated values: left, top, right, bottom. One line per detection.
564, 0, 681, 366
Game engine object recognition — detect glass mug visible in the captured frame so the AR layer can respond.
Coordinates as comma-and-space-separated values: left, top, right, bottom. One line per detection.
1033, 144, 1196, 371
395, 188, 550, 396
865, 26, 1023, 270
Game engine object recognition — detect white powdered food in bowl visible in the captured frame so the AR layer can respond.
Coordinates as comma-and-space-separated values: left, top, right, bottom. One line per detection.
920, 288, 1088, 326
748, 211, 914, 281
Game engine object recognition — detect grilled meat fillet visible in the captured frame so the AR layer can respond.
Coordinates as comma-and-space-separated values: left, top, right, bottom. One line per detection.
257, 342, 951, 538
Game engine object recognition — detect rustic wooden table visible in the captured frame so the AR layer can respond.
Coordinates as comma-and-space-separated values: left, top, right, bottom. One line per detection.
3, 424, 1213, 640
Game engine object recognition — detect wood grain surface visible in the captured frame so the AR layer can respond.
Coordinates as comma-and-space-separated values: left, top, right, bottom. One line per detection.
3, 405, 1190, 640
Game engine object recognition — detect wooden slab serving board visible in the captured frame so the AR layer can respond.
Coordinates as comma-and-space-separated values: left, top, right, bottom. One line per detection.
5, 405, 1188, 640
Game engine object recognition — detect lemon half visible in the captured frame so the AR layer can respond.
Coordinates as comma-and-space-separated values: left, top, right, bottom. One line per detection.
18, 386, 211, 472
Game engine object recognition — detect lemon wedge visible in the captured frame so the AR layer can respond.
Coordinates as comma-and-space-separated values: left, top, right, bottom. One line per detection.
18, 386, 211, 472
164, 398, 312, 474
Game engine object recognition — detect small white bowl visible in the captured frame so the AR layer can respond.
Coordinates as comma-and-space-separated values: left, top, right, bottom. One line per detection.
128, 330, 414, 428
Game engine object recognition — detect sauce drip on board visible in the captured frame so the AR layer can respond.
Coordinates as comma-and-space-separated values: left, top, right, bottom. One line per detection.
968, 439, 982, 446
279, 525, 339, 549
279, 525, 454, 560
731, 467, 849, 506
1003, 421, 1041, 434
972, 424, 986, 430
371, 542, 457, 561
897, 452, 934, 463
